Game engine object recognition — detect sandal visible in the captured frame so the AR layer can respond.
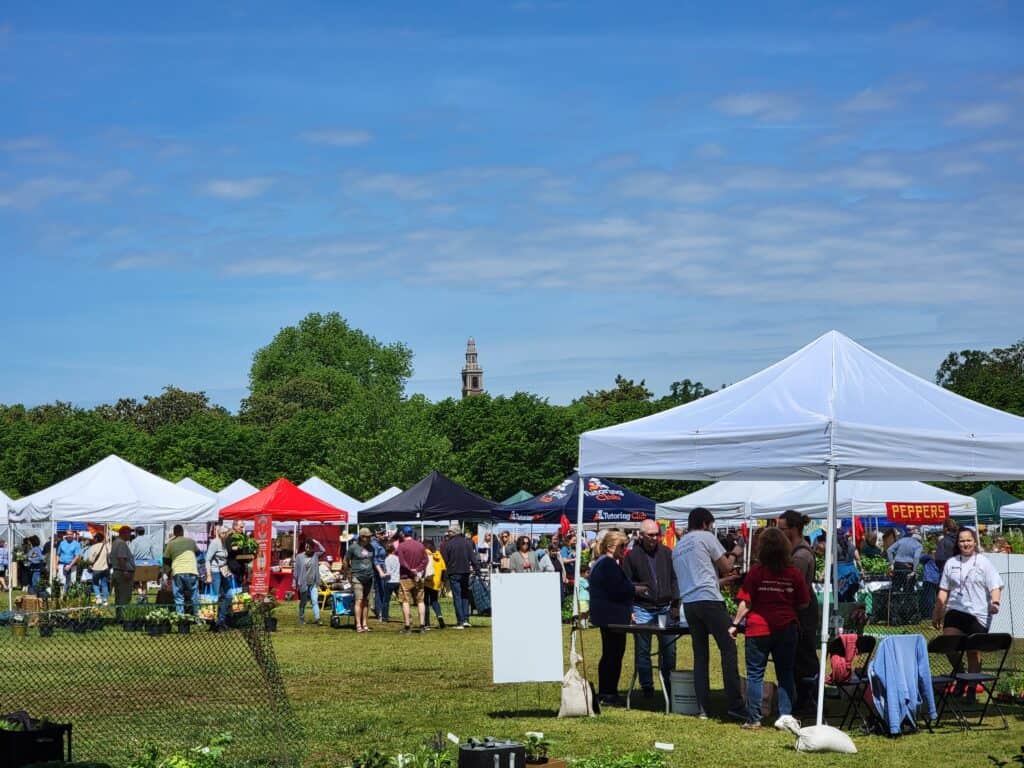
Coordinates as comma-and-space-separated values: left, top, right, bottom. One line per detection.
740, 722, 762, 730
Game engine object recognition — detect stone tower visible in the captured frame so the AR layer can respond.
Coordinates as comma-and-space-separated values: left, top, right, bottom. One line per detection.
461, 337, 484, 398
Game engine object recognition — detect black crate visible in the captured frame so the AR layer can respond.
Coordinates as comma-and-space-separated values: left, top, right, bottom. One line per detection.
0, 722, 71, 768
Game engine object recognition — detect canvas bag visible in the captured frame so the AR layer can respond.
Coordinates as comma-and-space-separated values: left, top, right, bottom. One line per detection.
558, 626, 595, 718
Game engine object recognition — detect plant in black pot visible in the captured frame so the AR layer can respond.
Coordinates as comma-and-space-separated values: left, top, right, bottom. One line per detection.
173, 613, 199, 635
524, 734, 550, 765
259, 595, 278, 632
38, 618, 54, 638
145, 608, 175, 636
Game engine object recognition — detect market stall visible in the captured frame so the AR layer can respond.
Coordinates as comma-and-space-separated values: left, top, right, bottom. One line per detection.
576, 330, 1024, 726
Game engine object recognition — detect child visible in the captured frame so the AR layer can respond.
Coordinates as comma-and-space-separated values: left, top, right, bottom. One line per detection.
383, 542, 401, 622
577, 563, 591, 628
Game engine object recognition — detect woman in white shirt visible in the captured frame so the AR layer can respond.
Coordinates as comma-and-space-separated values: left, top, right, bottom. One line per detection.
932, 527, 1003, 679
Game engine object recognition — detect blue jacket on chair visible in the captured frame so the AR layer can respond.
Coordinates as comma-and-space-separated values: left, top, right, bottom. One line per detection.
869, 634, 936, 734
588, 555, 634, 627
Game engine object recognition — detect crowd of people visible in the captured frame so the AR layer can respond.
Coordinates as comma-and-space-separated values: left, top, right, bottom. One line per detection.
587, 507, 1006, 730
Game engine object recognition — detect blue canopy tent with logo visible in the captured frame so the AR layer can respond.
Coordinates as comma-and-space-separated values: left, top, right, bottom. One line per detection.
492, 472, 656, 525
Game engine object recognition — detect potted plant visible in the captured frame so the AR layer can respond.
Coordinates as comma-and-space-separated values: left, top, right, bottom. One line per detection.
10, 613, 27, 638
38, 618, 54, 638
145, 608, 174, 636
259, 595, 278, 632
230, 531, 259, 562
524, 734, 550, 765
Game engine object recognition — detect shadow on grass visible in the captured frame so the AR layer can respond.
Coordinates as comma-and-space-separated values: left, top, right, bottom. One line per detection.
488, 708, 560, 719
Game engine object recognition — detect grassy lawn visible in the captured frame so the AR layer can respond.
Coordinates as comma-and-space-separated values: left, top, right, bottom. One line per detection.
4, 594, 1024, 767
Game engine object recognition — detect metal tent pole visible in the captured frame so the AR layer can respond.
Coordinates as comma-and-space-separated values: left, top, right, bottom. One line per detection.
815, 466, 838, 727
572, 465, 585, 617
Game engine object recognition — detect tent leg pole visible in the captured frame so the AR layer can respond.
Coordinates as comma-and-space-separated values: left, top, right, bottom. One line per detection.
816, 466, 838, 727
7, 524, 12, 612
573, 465, 584, 618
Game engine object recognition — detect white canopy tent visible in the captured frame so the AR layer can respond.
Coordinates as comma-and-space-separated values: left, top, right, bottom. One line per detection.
1001, 499, 1024, 522
362, 486, 402, 508
216, 479, 259, 513
576, 330, 1024, 726
656, 480, 806, 521
176, 477, 218, 499
299, 477, 362, 523
748, 479, 977, 520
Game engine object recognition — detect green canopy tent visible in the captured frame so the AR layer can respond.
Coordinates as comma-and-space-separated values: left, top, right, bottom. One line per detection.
500, 489, 534, 505
972, 483, 1020, 525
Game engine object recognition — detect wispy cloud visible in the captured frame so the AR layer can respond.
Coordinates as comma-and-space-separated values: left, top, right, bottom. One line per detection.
841, 87, 898, 113
0, 170, 131, 209
299, 129, 373, 147
713, 92, 801, 122
1, 135, 50, 152
950, 102, 1012, 127
346, 172, 435, 200
200, 177, 275, 200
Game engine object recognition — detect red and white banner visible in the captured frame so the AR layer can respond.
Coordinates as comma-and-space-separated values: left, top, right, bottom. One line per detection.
250, 514, 273, 596
885, 502, 949, 525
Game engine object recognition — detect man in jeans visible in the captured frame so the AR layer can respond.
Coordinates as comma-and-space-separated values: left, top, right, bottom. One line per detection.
623, 519, 679, 698
371, 529, 389, 622
293, 538, 325, 625
163, 524, 200, 618
440, 524, 481, 629
110, 526, 136, 612
672, 507, 745, 721
56, 529, 82, 587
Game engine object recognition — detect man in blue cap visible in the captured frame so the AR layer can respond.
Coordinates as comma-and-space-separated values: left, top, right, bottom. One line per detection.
396, 527, 429, 633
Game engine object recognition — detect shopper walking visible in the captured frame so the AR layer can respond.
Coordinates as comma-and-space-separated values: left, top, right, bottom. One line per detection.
163, 524, 200, 618
85, 532, 111, 606
346, 528, 376, 632
293, 537, 325, 626
440, 524, 481, 628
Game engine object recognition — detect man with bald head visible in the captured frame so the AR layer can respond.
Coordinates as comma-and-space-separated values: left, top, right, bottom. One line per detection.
622, 520, 680, 698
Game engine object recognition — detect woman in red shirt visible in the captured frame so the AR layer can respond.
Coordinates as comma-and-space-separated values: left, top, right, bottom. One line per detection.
728, 526, 810, 729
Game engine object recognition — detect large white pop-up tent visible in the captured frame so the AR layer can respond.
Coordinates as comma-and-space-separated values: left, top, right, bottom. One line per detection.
576, 330, 1024, 726
362, 486, 403, 508
656, 480, 806, 521
748, 479, 977, 520
1000, 499, 1024, 522
176, 477, 218, 500
299, 477, 363, 524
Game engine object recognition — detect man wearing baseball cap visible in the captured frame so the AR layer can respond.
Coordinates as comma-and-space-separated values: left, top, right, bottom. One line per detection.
346, 528, 376, 633
395, 527, 429, 634
440, 524, 482, 629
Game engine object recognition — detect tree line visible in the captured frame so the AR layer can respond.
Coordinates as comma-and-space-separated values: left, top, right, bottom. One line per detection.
1, 313, 1021, 503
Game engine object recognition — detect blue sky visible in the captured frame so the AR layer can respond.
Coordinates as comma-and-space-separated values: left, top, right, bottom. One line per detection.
1, 2, 1022, 409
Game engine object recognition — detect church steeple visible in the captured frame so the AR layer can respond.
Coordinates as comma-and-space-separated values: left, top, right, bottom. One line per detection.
461, 337, 484, 398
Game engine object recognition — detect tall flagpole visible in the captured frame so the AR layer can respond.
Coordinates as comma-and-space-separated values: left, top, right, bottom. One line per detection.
815, 466, 838, 726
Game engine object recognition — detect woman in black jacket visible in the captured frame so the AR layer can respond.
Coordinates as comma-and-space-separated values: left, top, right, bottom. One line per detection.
589, 531, 644, 706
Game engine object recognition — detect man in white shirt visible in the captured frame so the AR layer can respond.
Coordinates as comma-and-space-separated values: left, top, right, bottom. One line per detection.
672, 507, 745, 721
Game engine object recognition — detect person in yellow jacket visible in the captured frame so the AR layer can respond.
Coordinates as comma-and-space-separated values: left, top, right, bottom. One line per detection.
424, 541, 447, 629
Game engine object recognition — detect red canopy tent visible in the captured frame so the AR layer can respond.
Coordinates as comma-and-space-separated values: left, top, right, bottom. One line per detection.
220, 478, 349, 522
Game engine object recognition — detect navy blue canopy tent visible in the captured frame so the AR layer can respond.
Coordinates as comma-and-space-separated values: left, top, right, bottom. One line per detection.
492, 472, 656, 525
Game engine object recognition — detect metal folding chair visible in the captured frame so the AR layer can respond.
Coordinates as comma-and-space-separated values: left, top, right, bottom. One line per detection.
926, 634, 966, 731
953, 632, 1012, 730
833, 634, 877, 730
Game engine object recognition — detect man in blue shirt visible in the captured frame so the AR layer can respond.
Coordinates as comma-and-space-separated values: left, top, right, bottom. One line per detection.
887, 527, 922, 594
371, 528, 389, 622
56, 529, 83, 586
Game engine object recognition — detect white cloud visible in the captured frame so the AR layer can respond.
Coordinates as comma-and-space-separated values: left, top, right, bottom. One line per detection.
713, 92, 801, 121
694, 142, 725, 159
201, 177, 275, 200
0, 170, 131, 209
618, 172, 718, 203
299, 129, 373, 147
108, 252, 176, 270
347, 172, 435, 200
1, 136, 50, 152
950, 102, 1012, 127
841, 88, 898, 113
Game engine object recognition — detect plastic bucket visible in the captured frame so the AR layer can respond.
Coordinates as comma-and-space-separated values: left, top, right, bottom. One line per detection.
670, 670, 699, 715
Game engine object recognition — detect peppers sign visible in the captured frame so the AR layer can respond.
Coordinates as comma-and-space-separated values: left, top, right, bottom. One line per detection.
251, 514, 273, 597
885, 502, 949, 524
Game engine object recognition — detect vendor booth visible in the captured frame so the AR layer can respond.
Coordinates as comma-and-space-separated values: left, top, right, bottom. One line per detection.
575, 330, 1024, 726
220, 478, 350, 600
493, 472, 655, 525
359, 471, 496, 524
298, 476, 363, 526
5, 454, 218, 609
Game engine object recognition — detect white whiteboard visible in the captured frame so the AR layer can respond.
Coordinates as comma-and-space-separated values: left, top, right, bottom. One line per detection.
987, 553, 1024, 638
491, 572, 564, 683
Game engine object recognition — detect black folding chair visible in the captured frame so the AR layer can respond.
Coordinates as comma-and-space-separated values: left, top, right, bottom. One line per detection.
953, 633, 1012, 730
830, 635, 877, 730
926, 634, 966, 731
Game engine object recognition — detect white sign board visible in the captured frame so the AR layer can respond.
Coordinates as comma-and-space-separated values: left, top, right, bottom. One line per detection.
491, 572, 564, 683
987, 553, 1024, 638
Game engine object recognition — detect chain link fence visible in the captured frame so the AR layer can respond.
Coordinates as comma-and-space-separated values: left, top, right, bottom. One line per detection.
1, 606, 300, 767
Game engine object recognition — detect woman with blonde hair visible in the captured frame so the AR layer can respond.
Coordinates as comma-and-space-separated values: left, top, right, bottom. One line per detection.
589, 530, 646, 706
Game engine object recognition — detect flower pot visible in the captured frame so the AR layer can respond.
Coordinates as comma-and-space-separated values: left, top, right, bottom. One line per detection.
122, 620, 138, 632
147, 621, 170, 637
236, 554, 255, 563
11, 623, 27, 638
39, 625, 54, 638
178, 622, 191, 635
264, 616, 278, 632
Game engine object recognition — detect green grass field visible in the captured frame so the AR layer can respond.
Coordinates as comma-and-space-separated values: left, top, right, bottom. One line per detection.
5, 595, 1024, 767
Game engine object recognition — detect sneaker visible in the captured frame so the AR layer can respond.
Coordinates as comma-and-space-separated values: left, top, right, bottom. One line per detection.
697, 712, 709, 721
461, 621, 472, 628
774, 715, 801, 735
401, 625, 412, 634
452, 624, 465, 630
298, 618, 305, 625
598, 694, 626, 707
420, 625, 431, 633
740, 722, 762, 730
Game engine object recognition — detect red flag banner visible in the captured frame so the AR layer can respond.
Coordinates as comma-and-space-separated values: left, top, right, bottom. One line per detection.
885, 502, 949, 525
250, 514, 273, 597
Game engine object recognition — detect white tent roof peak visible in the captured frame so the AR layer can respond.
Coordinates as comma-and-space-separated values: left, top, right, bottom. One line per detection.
216, 479, 260, 512
176, 477, 218, 499
298, 477, 363, 513
362, 486, 403, 508
580, 330, 1024, 482
8, 454, 217, 523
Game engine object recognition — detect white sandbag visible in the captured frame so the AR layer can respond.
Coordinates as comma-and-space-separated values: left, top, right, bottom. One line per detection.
795, 725, 857, 754
558, 649, 595, 718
